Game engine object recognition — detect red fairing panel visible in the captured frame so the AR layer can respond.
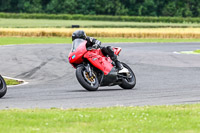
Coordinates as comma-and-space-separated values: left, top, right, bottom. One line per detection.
84, 49, 113, 75
68, 41, 87, 64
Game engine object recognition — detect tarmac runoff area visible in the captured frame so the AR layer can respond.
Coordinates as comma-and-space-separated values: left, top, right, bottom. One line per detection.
0, 42, 200, 109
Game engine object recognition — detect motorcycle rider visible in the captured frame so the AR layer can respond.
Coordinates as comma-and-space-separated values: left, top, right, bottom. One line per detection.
72, 30, 128, 73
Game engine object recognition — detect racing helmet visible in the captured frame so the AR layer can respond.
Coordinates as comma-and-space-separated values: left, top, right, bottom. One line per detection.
72, 30, 86, 41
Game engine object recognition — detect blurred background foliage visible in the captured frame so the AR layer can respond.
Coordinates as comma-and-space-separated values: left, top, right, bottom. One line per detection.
0, 0, 200, 17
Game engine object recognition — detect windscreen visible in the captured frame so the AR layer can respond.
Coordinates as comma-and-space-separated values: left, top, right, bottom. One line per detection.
71, 39, 86, 52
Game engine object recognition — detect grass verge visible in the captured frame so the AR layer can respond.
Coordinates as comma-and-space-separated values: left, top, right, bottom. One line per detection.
4, 78, 22, 85
0, 13, 200, 23
180, 49, 200, 54
1, 18, 200, 28
1, 37, 200, 45
0, 104, 200, 133
194, 49, 200, 53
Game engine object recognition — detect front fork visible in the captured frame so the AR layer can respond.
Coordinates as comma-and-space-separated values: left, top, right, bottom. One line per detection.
85, 63, 93, 77
84, 63, 104, 85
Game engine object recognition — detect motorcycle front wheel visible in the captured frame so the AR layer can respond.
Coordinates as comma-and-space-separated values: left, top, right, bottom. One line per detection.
119, 62, 136, 89
0, 75, 7, 98
76, 66, 99, 91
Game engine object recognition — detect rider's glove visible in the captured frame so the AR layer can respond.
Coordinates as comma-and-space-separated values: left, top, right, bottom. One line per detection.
95, 40, 101, 46
92, 40, 101, 49
92, 44, 99, 49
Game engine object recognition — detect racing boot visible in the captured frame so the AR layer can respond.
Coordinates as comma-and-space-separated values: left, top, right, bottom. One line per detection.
115, 60, 129, 73
106, 46, 129, 73
111, 54, 129, 73
109, 54, 122, 70
115, 60, 123, 70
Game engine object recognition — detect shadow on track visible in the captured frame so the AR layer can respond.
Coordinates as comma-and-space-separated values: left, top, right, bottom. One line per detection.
67, 88, 124, 92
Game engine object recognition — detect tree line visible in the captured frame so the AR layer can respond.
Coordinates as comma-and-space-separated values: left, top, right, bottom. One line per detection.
0, 0, 200, 17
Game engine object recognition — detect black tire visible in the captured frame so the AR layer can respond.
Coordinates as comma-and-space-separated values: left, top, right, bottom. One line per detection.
76, 66, 99, 91
119, 62, 136, 89
0, 75, 7, 98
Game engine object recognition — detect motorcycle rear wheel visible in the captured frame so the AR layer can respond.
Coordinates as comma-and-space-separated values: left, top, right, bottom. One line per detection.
119, 62, 136, 89
76, 66, 99, 91
0, 75, 7, 98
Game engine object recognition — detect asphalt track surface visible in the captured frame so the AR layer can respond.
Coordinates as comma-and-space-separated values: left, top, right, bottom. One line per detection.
0, 42, 200, 109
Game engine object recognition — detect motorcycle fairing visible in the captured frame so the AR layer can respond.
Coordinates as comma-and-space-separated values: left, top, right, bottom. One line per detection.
84, 49, 113, 75
69, 40, 87, 65
100, 67, 122, 86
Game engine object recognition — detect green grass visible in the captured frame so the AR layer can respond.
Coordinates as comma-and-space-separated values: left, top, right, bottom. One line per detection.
180, 49, 200, 54
194, 49, 200, 53
1, 18, 200, 28
1, 37, 200, 45
0, 104, 200, 133
0, 37, 70, 45
0, 12, 200, 23
4, 78, 21, 85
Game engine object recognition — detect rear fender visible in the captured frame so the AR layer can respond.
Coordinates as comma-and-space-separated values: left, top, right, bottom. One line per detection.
113, 47, 122, 56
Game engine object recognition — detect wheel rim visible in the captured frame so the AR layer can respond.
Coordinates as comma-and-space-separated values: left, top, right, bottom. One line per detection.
83, 71, 96, 86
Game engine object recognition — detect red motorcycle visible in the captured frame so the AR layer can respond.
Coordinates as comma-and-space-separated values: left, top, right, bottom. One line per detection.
68, 39, 136, 91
